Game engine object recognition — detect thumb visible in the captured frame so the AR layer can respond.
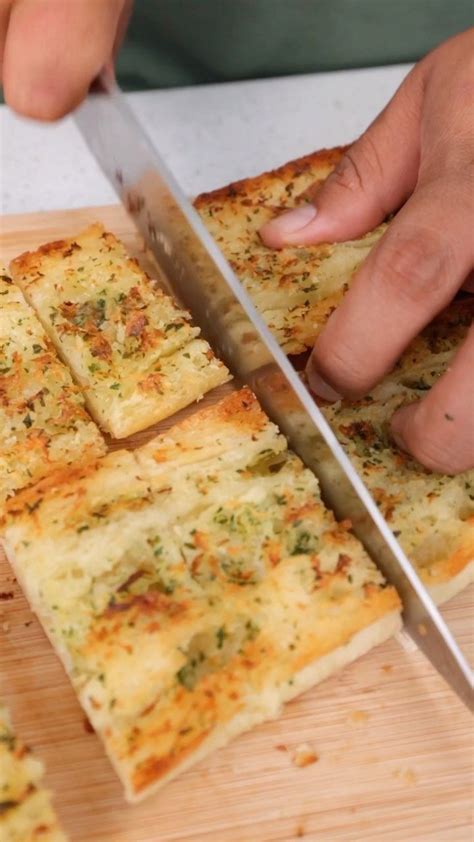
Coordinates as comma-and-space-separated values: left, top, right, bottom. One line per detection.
260, 66, 423, 249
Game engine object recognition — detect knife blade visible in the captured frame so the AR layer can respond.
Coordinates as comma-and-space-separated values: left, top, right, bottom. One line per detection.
75, 72, 473, 710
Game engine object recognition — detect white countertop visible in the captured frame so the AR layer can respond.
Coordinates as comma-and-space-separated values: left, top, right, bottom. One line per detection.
1, 64, 410, 216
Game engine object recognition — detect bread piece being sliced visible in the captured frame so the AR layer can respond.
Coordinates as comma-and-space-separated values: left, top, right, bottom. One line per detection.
196, 147, 472, 602
195, 148, 386, 354
0, 703, 67, 842
2, 388, 401, 802
320, 300, 474, 604
0, 271, 105, 507
10, 224, 230, 438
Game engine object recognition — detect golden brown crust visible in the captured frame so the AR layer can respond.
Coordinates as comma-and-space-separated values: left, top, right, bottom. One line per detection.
147, 384, 267, 443
194, 146, 348, 208
426, 517, 474, 586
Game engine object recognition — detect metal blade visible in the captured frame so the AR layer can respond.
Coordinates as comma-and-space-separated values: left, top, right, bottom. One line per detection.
75, 73, 472, 710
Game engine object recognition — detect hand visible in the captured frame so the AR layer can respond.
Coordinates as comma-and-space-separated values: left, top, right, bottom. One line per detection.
0, 0, 132, 120
260, 29, 474, 474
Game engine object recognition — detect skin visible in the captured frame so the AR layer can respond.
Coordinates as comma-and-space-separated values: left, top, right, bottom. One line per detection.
0, 6, 471, 472
0, 0, 132, 119
261, 29, 474, 474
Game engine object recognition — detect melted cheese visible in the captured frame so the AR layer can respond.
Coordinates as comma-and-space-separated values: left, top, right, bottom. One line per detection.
2, 389, 401, 801
0, 272, 105, 506
10, 225, 230, 438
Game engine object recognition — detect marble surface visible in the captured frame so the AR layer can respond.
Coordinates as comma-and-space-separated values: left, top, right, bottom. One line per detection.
1, 63, 410, 215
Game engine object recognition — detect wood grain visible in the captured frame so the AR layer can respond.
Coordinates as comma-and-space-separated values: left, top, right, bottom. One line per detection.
0, 206, 472, 842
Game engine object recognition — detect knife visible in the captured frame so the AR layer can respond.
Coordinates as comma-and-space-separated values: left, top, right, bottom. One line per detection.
75, 71, 473, 710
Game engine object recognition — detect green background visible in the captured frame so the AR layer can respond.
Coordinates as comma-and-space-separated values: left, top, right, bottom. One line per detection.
117, 0, 473, 89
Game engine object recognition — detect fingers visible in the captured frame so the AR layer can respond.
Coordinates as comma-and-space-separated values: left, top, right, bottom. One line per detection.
391, 324, 474, 474
306, 176, 474, 398
0, 0, 12, 77
3, 0, 126, 120
259, 66, 423, 249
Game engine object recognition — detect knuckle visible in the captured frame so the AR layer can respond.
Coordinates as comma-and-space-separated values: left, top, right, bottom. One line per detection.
372, 226, 456, 305
408, 437, 461, 475
326, 137, 388, 214
316, 341, 373, 397
330, 153, 365, 195
331, 140, 383, 198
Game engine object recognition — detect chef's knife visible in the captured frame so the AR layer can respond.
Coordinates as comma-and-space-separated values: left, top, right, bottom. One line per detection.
75, 72, 473, 710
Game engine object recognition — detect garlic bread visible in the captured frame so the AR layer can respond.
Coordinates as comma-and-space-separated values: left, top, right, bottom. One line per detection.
2, 388, 401, 802
0, 271, 105, 506
10, 225, 230, 438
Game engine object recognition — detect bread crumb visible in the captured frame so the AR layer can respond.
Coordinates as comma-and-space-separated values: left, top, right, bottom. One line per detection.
417, 623, 428, 637
295, 824, 305, 838
381, 664, 393, 673
392, 768, 418, 785
275, 744, 288, 752
292, 743, 319, 768
349, 709, 369, 724
2, 621, 10, 633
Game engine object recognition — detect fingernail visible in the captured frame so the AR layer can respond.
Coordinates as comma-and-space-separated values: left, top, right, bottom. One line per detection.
306, 366, 342, 402
266, 204, 317, 238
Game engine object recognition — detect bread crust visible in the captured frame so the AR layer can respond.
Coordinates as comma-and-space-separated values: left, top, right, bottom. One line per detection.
194, 146, 349, 209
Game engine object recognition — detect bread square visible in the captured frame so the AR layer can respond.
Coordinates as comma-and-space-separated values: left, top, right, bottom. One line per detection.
10, 224, 230, 438
0, 271, 105, 507
2, 388, 401, 802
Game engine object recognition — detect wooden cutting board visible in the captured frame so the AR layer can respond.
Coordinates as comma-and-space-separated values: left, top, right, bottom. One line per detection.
0, 206, 472, 842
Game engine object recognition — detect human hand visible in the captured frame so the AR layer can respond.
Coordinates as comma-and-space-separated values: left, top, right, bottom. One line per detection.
0, 0, 132, 120
260, 29, 474, 474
